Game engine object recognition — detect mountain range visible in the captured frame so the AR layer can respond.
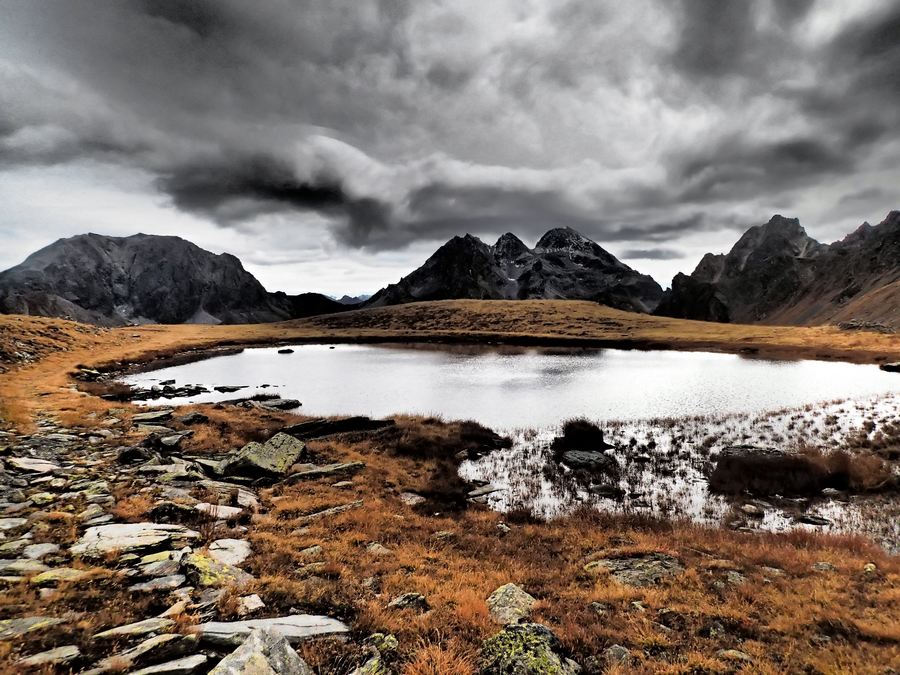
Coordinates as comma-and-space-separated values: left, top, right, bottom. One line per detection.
0, 233, 346, 326
366, 228, 663, 313
1, 212, 898, 328
656, 211, 900, 326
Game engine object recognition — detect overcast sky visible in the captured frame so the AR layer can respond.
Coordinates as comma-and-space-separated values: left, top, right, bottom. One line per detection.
1, 1, 897, 295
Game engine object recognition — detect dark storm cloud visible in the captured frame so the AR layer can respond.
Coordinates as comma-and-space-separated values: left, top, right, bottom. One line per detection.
156, 156, 347, 219
0, 0, 896, 263
674, 136, 856, 203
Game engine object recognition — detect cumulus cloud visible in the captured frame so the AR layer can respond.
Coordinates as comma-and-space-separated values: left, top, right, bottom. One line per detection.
0, 0, 897, 287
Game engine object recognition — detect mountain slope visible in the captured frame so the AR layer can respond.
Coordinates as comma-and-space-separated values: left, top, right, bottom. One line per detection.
367, 228, 663, 313
657, 211, 900, 327
0, 233, 345, 325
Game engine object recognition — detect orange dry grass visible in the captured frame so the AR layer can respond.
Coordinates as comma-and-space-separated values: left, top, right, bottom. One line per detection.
1, 308, 899, 672
235, 417, 900, 674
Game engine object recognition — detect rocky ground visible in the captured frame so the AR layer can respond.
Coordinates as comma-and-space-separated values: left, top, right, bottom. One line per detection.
1, 400, 898, 674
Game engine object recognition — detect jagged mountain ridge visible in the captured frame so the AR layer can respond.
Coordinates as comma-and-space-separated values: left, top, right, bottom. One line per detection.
656, 211, 900, 327
366, 228, 664, 313
0, 233, 347, 326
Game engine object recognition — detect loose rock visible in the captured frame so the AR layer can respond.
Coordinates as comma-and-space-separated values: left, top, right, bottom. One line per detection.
487, 583, 536, 625
209, 628, 314, 675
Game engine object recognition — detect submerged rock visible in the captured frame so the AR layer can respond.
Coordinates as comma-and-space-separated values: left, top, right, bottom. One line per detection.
481, 623, 580, 674
558, 450, 619, 474
209, 628, 313, 675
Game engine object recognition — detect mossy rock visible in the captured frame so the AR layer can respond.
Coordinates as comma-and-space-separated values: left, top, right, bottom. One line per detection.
221, 433, 305, 478
481, 623, 580, 674
183, 553, 253, 588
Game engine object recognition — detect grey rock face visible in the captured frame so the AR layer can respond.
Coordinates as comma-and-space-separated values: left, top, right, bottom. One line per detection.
0, 232, 347, 325
657, 211, 900, 326
209, 628, 314, 675
366, 228, 663, 313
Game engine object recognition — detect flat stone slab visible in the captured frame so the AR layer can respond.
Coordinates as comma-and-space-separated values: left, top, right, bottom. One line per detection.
131, 654, 209, 675
209, 539, 252, 567
30, 567, 92, 586
195, 503, 243, 520
5, 457, 60, 474
132, 410, 175, 423
297, 500, 363, 524
0, 616, 66, 640
129, 574, 187, 593
17, 645, 80, 668
195, 615, 350, 647
72, 523, 201, 557
286, 461, 366, 483
94, 617, 175, 640
0, 518, 28, 532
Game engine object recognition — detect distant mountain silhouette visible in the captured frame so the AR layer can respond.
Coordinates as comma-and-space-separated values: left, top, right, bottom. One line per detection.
0, 233, 346, 325
366, 227, 664, 313
656, 211, 900, 328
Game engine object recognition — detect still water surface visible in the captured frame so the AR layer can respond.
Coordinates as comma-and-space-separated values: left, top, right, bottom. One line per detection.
123, 344, 899, 428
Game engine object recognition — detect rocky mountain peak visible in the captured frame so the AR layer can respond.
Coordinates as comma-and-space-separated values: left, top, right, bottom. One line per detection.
493, 233, 530, 262
535, 227, 593, 251
0, 233, 346, 325
367, 227, 663, 313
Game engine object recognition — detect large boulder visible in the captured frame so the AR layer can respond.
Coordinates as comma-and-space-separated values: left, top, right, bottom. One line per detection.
209, 628, 313, 675
481, 623, 580, 674
220, 433, 305, 479
551, 420, 619, 476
